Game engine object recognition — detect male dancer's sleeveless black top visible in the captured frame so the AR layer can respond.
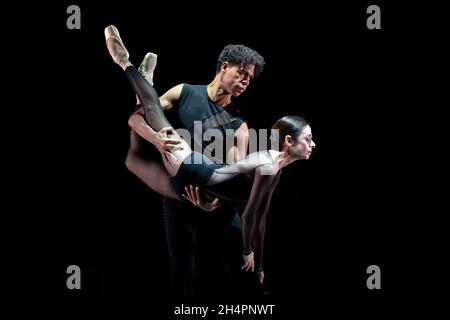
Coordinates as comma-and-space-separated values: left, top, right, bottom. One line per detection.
169, 84, 252, 204
171, 84, 244, 164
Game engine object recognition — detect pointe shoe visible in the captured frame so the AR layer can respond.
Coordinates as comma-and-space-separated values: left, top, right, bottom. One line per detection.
138, 52, 158, 86
104, 25, 130, 67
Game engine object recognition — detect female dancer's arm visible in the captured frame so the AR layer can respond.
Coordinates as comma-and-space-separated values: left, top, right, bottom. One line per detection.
252, 172, 280, 282
241, 164, 278, 272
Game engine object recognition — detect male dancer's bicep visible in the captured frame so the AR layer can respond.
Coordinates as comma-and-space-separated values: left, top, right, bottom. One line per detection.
227, 122, 249, 163
159, 84, 183, 110
159, 84, 184, 110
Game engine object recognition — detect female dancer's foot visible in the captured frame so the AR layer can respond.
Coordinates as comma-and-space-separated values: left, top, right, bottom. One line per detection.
136, 52, 158, 104
104, 25, 132, 70
138, 52, 158, 86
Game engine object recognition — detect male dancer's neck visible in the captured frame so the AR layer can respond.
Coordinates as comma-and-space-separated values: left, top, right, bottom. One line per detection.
208, 79, 232, 107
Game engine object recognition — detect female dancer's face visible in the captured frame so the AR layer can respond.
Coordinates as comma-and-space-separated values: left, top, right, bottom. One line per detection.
292, 125, 316, 160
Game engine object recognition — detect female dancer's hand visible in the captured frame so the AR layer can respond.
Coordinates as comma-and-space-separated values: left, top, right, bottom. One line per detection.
256, 270, 265, 284
241, 251, 255, 272
182, 185, 221, 212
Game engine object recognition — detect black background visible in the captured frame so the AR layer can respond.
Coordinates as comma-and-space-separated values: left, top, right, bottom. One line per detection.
8, 1, 446, 318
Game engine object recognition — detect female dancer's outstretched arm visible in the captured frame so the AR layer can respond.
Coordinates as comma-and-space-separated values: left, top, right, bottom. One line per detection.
252, 175, 279, 283
240, 164, 279, 272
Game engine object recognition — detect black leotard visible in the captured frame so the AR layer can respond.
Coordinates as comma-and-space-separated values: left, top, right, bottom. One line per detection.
170, 152, 254, 206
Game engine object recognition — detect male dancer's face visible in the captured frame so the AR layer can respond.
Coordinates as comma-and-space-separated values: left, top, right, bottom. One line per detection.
220, 63, 255, 97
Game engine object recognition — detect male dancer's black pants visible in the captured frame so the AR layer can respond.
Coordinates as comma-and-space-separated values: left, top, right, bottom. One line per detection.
162, 197, 243, 303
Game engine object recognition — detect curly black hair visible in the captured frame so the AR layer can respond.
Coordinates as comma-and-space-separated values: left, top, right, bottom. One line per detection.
216, 44, 265, 77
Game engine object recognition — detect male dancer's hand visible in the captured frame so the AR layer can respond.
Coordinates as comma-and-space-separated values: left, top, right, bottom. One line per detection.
132, 107, 183, 152
182, 185, 221, 212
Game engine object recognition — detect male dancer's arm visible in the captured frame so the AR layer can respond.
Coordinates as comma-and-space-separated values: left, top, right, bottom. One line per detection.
131, 84, 185, 149
125, 84, 186, 190
128, 82, 187, 153
159, 84, 183, 110
227, 122, 249, 163
130, 83, 224, 207
129, 107, 182, 152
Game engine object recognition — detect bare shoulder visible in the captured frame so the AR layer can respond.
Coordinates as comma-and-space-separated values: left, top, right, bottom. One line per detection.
161, 83, 184, 99
159, 84, 184, 110
243, 151, 273, 166
243, 151, 278, 177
